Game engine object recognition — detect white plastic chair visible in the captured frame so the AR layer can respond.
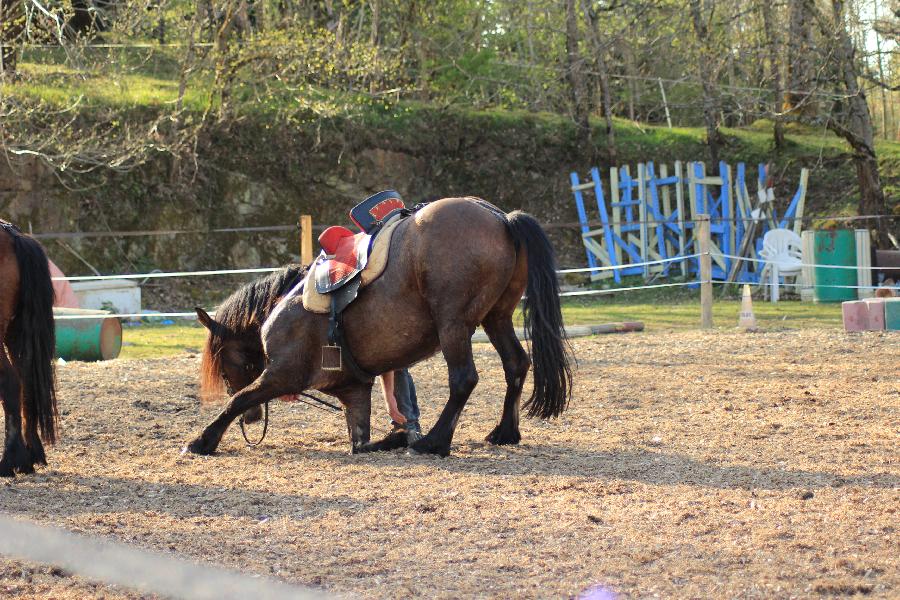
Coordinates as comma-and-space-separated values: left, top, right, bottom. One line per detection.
759, 229, 803, 302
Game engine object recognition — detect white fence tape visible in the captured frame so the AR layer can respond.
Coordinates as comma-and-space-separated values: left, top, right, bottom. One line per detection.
717, 252, 885, 271
0, 514, 325, 600
53, 267, 281, 282
556, 254, 700, 274
51, 251, 887, 284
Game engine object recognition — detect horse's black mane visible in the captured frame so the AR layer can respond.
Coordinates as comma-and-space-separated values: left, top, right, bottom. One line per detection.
215, 264, 308, 334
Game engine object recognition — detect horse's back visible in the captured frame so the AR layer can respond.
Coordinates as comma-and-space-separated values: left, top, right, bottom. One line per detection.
404, 197, 519, 318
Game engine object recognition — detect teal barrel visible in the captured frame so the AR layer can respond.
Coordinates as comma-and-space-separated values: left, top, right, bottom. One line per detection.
886, 299, 900, 331
53, 308, 123, 361
813, 230, 857, 302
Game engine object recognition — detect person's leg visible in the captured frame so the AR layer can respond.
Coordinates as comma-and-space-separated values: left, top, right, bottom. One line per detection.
393, 368, 422, 442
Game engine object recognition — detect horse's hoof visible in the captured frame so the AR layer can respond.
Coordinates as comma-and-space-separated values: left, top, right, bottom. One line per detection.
0, 463, 14, 478
485, 424, 521, 446
183, 437, 216, 455
409, 436, 451, 457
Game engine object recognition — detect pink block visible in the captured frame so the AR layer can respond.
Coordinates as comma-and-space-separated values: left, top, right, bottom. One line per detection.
842, 301, 868, 332
863, 298, 886, 331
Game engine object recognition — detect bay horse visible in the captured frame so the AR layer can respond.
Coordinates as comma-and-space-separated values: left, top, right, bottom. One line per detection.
189, 198, 572, 457
0, 220, 58, 476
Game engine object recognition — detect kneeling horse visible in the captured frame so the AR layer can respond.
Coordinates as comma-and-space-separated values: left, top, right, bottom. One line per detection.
189, 198, 573, 457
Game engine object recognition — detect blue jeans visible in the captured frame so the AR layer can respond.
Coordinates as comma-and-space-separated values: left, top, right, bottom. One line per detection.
393, 368, 420, 428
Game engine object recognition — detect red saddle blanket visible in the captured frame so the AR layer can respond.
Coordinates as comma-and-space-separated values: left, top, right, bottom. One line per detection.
314, 226, 372, 293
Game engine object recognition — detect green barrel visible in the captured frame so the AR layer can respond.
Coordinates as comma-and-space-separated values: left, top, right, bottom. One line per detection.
885, 299, 900, 331
813, 230, 857, 302
54, 308, 123, 361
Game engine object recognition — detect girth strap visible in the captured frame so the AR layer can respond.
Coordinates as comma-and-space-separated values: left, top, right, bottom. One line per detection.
325, 274, 375, 383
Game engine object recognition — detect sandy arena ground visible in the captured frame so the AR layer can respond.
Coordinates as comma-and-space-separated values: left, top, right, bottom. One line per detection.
0, 329, 897, 599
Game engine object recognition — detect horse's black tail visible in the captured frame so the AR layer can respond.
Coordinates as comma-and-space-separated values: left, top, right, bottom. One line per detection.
504, 211, 573, 419
7, 230, 58, 445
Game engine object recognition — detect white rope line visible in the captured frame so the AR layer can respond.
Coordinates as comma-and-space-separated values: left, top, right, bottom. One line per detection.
717, 253, 885, 271
557, 254, 700, 274
56, 256, 701, 282
55, 312, 199, 320
559, 281, 699, 297
53, 267, 281, 282
0, 515, 325, 600
717, 281, 887, 291
52, 251, 890, 283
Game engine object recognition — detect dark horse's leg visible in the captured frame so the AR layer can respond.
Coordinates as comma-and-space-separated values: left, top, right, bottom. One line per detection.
335, 384, 373, 454
483, 314, 530, 445
184, 371, 282, 455
0, 350, 32, 476
411, 326, 478, 457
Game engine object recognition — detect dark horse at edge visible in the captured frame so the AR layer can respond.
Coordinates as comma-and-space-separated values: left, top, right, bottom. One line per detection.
189, 198, 573, 457
0, 221, 58, 476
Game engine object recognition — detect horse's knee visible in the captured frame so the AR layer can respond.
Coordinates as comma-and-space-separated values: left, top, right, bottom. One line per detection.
450, 365, 478, 396
504, 351, 530, 386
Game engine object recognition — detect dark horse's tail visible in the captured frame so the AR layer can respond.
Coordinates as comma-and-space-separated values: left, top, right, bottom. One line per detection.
505, 211, 573, 419
6, 227, 58, 445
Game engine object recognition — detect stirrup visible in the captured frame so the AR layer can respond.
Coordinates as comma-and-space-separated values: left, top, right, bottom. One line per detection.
321, 344, 342, 371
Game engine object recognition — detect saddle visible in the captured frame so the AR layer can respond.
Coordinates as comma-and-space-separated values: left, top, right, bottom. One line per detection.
305, 191, 422, 381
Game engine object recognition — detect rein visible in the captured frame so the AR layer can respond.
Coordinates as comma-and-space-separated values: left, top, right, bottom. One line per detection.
228, 368, 344, 447
239, 401, 269, 447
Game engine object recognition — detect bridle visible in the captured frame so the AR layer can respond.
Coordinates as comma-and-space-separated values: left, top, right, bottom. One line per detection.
221, 362, 346, 448
221, 363, 271, 447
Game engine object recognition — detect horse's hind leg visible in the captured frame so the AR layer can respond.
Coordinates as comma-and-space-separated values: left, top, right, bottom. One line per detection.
483, 313, 530, 445
0, 350, 31, 476
411, 326, 478, 457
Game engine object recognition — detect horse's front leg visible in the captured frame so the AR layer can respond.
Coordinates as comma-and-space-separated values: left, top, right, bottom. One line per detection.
335, 384, 373, 454
183, 370, 283, 455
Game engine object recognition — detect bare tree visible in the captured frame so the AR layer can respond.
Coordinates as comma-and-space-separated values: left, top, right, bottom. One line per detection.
811, 0, 890, 246
786, 0, 817, 117
565, 0, 593, 158
581, 0, 617, 163
759, 0, 785, 149
689, 0, 726, 166
0, 0, 25, 74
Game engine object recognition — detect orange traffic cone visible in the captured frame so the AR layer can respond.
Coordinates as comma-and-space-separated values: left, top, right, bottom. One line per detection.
738, 284, 757, 331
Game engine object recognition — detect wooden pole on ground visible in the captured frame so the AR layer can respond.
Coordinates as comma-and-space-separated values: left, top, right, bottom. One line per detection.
300, 215, 313, 265
698, 214, 713, 329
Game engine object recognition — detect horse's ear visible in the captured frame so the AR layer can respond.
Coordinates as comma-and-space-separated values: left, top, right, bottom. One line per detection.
196, 307, 218, 332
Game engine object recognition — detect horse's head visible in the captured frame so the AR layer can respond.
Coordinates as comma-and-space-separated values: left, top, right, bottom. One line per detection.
196, 264, 308, 405
197, 307, 265, 401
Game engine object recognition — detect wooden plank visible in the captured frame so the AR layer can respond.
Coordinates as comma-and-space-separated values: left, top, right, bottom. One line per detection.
571, 182, 595, 191
591, 166, 618, 284
793, 168, 809, 236
659, 163, 675, 259
300, 215, 314, 265
610, 167, 622, 278
698, 215, 713, 329
675, 160, 687, 276
638, 163, 649, 278
583, 237, 612, 265
571, 171, 600, 273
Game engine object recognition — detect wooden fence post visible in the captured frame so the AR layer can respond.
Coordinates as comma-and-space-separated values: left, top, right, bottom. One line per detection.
698, 214, 713, 329
299, 215, 313, 265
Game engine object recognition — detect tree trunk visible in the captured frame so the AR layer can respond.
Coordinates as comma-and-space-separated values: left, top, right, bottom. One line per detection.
786, 0, 816, 117
760, 0, 785, 150
581, 0, 616, 164
827, 0, 888, 246
565, 0, 592, 159
689, 0, 724, 166
67, 0, 106, 39
1, 0, 24, 74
